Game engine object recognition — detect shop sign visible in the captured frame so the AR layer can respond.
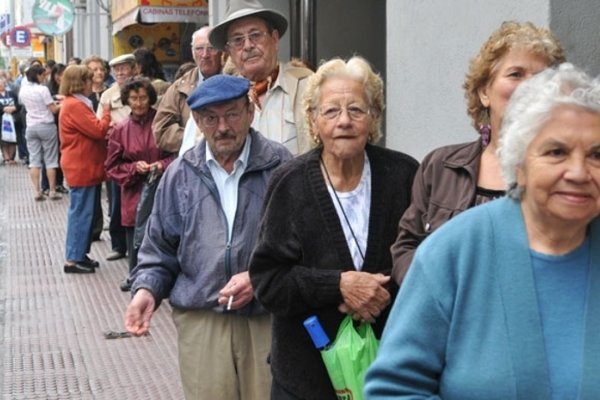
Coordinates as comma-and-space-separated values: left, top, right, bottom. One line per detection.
139, 6, 208, 23
11, 26, 32, 48
0, 14, 11, 34
32, 0, 75, 36
12, 46, 34, 58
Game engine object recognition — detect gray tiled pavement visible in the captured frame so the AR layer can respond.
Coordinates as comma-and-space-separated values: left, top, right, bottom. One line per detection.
0, 163, 184, 399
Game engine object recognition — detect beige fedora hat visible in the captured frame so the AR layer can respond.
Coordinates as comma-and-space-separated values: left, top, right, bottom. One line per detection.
209, 0, 288, 50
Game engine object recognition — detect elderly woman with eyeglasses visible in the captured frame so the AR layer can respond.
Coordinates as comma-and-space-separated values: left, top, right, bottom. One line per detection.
105, 77, 173, 291
365, 63, 600, 399
249, 56, 418, 400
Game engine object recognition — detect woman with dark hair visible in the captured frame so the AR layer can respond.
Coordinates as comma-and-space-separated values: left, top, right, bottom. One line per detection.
41, 62, 68, 194
47, 63, 66, 97
0, 78, 20, 164
105, 77, 173, 290
18, 64, 61, 200
133, 47, 170, 98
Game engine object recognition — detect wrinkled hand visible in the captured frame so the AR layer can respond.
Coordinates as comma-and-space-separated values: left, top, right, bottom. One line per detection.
102, 102, 111, 114
339, 271, 391, 323
149, 161, 164, 176
136, 160, 151, 174
218, 272, 254, 310
124, 288, 156, 336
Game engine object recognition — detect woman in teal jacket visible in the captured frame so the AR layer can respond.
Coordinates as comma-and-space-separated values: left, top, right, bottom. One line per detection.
365, 63, 600, 399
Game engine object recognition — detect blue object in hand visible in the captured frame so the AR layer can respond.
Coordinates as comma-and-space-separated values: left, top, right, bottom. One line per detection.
304, 316, 331, 350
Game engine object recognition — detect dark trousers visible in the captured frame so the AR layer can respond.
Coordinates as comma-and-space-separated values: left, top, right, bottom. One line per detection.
125, 227, 138, 273
91, 185, 103, 240
271, 380, 304, 400
109, 180, 127, 253
16, 119, 28, 161
41, 163, 64, 191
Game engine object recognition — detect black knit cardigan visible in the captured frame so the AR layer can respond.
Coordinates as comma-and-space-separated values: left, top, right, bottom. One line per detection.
250, 144, 419, 400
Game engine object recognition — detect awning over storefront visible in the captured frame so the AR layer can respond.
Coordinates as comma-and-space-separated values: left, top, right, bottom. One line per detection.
112, 5, 208, 35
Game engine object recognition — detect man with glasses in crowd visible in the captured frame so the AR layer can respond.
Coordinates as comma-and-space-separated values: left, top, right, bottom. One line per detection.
124, 74, 292, 400
153, 26, 223, 154
209, 0, 313, 156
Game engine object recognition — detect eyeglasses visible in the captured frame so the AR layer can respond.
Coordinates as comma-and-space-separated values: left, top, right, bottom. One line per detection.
112, 64, 132, 73
128, 95, 149, 104
199, 110, 244, 127
226, 30, 270, 50
318, 105, 371, 121
193, 45, 219, 55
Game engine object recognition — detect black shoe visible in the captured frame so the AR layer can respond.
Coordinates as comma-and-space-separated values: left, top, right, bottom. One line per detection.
82, 255, 100, 268
56, 185, 69, 194
120, 278, 132, 292
64, 262, 95, 274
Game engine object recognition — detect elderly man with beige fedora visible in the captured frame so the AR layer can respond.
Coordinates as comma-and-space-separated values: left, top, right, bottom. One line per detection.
210, 0, 313, 156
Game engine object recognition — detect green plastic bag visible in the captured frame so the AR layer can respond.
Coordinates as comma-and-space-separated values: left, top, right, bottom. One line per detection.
321, 315, 379, 400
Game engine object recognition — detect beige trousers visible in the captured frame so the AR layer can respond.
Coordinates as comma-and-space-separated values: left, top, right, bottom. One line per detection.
172, 308, 272, 400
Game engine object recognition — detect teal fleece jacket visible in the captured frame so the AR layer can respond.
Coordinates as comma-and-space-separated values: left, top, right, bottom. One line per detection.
365, 197, 600, 399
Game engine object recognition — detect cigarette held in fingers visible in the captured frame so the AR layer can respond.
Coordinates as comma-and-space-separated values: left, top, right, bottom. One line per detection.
227, 295, 234, 310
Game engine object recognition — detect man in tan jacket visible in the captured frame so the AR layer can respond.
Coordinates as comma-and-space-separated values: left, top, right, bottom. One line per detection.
209, 0, 313, 156
152, 26, 223, 154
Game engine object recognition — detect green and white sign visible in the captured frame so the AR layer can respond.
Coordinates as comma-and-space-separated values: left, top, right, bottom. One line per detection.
32, 0, 75, 36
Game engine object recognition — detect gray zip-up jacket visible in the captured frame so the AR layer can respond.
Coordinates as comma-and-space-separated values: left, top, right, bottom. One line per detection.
131, 128, 292, 315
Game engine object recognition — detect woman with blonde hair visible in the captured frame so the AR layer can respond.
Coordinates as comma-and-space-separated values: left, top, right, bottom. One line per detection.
391, 21, 566, 284
59, 65, 111, 273
249, 56, 418, 399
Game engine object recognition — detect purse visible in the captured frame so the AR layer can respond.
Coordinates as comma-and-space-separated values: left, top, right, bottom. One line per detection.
133, 167, 161, 250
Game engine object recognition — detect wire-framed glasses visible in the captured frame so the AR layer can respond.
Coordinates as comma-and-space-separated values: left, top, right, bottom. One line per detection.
318, 105, 371, 121
226, 31, 270, 50
199, 111, 243, 127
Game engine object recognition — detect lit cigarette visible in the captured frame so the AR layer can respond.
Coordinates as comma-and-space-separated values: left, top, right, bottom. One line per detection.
227, 295, 234, 310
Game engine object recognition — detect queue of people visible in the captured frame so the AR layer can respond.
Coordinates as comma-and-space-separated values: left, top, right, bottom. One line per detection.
2, 1, 599, 399
123, 6, 599, 400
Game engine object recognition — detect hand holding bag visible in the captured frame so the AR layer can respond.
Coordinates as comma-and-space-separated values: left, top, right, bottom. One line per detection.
1, 113, 17, 143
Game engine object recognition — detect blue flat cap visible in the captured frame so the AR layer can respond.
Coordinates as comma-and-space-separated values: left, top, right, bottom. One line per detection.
187, 75, 250, 111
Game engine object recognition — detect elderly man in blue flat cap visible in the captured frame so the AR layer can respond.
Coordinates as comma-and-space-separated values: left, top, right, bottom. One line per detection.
124, 74, 292, 400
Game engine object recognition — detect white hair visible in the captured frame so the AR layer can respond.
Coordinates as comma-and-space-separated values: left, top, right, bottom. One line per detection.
498, 63, 600, 198
191, 25, 211, 46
